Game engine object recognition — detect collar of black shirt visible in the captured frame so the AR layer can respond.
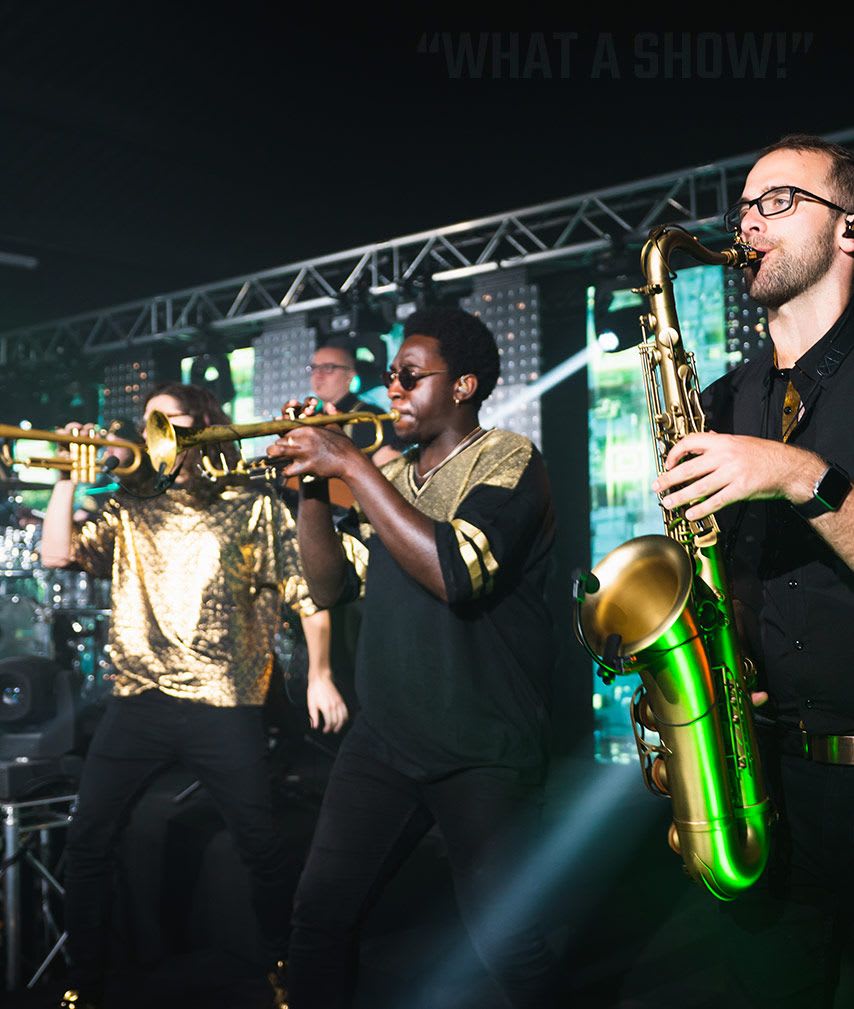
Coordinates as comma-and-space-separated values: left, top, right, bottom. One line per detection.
765, 296, 854, 400
334, 392, 361, 413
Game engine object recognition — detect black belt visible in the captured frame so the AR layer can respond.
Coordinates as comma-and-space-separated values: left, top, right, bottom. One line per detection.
756, 717, 854, 765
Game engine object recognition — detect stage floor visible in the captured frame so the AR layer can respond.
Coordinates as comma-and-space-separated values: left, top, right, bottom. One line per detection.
5, 745, 854, 1009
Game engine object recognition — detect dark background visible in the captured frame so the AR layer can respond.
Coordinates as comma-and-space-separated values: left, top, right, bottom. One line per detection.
0, 9, 848, 331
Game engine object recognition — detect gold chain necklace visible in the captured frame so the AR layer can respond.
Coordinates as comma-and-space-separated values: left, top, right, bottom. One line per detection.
413, 426, 486, 486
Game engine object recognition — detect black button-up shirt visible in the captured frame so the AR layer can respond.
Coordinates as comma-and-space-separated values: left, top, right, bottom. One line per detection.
702, 299, 854, 734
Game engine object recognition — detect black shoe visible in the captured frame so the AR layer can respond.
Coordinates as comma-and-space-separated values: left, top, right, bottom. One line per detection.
266, 960, 289, 1009
59, 991, 102, 1009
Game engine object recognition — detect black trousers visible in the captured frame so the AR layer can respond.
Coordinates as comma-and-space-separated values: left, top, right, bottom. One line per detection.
64, 690, 290, 991
287, 723, 562, 1009
720, 748, 854, 1008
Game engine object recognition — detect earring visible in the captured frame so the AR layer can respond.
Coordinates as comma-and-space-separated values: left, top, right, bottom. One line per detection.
844, 219, 854, 239
453, 397, 461, 406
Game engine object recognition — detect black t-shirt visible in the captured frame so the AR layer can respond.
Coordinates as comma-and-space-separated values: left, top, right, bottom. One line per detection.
333, 392, 402, 454
702, 299, 854, 734
337, 428, 556, 781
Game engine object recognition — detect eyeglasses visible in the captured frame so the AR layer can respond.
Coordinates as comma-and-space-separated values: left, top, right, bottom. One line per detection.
381, 366, 448, 391
306, 363, 353, 376
724, 186, 848, 233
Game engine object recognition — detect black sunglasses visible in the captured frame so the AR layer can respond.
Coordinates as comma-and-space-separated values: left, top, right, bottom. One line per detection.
724, 185, 848, 233
381, 366, 448, 391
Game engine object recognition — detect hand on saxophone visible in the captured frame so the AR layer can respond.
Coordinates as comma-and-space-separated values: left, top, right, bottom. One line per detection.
652, 431, 824, 520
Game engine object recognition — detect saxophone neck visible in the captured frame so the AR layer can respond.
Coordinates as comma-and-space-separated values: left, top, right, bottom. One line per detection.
641, 225, 761, 289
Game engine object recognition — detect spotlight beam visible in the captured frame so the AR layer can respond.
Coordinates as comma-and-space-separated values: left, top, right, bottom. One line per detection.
487, 347, 591, 426
392, 761, 654, 1008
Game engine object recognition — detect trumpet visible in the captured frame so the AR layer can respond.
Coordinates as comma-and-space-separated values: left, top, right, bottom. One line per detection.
145, 408, 400, 481
0, 423, 145, 484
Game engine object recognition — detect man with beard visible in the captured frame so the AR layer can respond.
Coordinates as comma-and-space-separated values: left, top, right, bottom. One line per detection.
653, 135, 854, 1008
268, 307, 563, 1008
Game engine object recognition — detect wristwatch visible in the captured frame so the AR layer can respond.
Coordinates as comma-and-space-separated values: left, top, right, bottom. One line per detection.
791, 461, 851, 519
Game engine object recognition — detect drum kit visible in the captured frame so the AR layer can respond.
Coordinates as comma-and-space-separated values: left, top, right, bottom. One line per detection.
0, 480, 114, 701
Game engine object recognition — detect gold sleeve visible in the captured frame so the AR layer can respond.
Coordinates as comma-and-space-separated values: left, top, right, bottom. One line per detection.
71, 501, 121, 579
283, 574, 319, 618
272, 492, 320, 617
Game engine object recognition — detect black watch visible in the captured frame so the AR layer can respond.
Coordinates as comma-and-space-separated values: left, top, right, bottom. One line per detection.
791, 461, 851, 519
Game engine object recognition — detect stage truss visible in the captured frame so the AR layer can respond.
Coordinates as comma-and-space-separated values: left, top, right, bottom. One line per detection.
2, 129, 853, 366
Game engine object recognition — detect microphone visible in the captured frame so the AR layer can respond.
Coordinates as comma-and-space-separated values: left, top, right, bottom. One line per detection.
154, 463, 179, 493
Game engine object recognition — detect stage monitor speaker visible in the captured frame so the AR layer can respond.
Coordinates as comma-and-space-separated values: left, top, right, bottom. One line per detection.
0, 657, 75, 760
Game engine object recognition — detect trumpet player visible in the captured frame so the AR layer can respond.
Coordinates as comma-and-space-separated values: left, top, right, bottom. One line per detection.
653, 135, 854, 1008
268, 307, 564, 1009
41, 382, 347, 1009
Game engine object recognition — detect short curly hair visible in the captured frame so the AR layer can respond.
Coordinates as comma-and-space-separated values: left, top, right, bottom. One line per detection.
402, 307, 500, 407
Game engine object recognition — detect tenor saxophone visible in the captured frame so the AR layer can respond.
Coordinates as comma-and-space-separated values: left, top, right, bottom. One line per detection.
575, 225, 773, 900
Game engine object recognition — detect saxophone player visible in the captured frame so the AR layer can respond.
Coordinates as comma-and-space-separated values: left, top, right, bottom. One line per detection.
653, 135, 854, 1008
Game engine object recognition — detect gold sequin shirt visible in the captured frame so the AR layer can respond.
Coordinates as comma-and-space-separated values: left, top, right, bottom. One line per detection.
72, 485, 316, 706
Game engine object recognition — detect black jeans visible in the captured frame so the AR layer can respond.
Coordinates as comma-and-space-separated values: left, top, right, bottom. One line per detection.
64, 690, 290, 991
288, 725, 562, 1009
720, 748, 854, 1008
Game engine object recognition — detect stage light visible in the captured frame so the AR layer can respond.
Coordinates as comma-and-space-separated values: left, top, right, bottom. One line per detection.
189, 352, 235, 406
394, 274, 436, 321
593, 279, 645, 353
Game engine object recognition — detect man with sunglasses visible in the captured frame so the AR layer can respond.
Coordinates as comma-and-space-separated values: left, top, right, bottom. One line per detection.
306, 338, 400, 466
654, 134, 854, 1008
268, 306, 563, 1008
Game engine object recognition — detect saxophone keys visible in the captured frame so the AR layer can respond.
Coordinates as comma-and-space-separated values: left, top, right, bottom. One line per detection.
650, 756, 670, 795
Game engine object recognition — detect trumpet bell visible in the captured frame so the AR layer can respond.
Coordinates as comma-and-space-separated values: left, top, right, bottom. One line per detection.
145, 411, 188, 475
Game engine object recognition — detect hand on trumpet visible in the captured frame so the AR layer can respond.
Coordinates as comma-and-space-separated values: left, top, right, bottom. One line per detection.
280, 396, 343, 420
280, 397, 321, 421
52, 421, 95, 480
267, 405, 357, 482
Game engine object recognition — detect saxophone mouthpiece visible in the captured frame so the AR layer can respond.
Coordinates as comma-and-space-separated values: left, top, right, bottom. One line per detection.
731, 238, 764, 267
